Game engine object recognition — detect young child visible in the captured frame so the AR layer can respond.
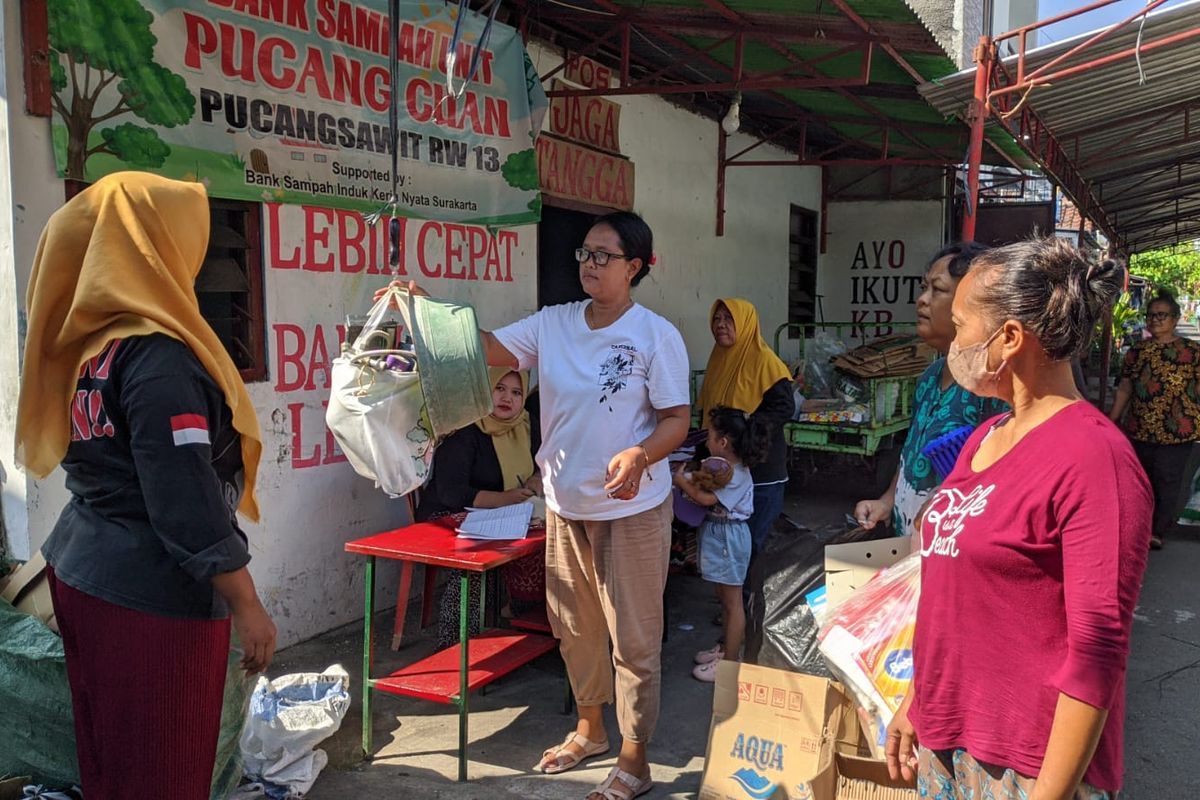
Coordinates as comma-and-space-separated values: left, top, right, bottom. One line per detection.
673, 406, 769, 682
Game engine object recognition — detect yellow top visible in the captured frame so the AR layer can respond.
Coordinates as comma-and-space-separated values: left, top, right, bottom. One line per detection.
16, 172, 263, 520
698, 297, 791, 420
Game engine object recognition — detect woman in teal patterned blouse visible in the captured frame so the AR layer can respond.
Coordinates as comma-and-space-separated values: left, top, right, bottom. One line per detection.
854, 242, 1007, 537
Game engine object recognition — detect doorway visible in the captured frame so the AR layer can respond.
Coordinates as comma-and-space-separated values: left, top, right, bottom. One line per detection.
538, 205, 595, 308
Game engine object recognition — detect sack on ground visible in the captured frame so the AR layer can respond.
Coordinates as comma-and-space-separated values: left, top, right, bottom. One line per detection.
239, 665, 351, 800
0, 597, 77, 789
756, 524, 846, 675
211, 630, 254, 800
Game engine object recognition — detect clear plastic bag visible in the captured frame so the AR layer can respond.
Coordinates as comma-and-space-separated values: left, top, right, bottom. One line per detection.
803, 331, 847, 399
817, 552, 920, 755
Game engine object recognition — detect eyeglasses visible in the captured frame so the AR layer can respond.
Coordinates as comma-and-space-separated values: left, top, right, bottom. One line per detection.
1147, 312, 1175, 321
575, 247, 629, 267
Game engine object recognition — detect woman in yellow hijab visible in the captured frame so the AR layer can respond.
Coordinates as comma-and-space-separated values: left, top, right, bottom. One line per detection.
417, 367, 543, 648
15, 172, 274, 800
695, 298, 794, 663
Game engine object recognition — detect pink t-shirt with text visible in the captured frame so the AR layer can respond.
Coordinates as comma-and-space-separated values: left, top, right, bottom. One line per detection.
910, 401, 1151, 792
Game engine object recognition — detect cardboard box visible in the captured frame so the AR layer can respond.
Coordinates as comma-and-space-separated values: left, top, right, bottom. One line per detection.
0, 551, 57, 633
699, 661, 864, 800
834, 754, 918, 799
823, 538, 910, 608
0, 777, 31, 800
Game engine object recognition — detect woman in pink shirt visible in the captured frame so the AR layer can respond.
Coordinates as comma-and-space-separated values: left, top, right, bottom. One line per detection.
886, 238, 1152, 800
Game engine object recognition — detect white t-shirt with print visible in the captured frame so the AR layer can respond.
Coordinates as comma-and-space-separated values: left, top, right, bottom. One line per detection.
711, 462, 754, 521
494, 301, 690, 521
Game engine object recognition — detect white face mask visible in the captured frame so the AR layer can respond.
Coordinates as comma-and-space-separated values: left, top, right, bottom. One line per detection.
946, 327, 1007, 397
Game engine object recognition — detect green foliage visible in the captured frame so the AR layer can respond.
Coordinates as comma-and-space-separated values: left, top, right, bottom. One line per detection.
48, 0, 196, 176
49, 55, 66, 93
1111, 293, 1140, 342
1129, 242, 1200, 296
116, 64, 195, 127
49, 0, 157, 75
100, 123, 171, 167
501, 148, 539, 191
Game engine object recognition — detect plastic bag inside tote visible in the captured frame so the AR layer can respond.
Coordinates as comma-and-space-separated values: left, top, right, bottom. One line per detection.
326, 285, 492, 497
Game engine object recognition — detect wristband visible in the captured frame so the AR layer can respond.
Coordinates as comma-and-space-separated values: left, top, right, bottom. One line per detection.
637, 444, 654, 480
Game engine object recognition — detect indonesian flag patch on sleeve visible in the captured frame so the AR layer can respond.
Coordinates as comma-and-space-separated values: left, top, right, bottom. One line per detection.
170, 414, 210, 446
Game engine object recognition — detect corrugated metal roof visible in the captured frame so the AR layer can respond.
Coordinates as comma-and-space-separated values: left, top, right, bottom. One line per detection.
520, 0, 1021, 167
919, 0, 1200, 253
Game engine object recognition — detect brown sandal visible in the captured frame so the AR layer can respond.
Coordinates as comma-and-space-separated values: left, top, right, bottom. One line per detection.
535, 732, 610, 774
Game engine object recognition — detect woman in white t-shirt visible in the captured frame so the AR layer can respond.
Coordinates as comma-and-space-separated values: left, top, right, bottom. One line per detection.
380, 212, 689, 800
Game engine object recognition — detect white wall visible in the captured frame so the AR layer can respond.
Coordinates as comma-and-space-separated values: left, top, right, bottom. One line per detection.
906, 0, 986, 68
817, 201, 945, 337
526, 42, 823, 367
248, 206, 537, 644
0, 4, 19, 555
1, 1, 73, 560
993, 0, 1040, 51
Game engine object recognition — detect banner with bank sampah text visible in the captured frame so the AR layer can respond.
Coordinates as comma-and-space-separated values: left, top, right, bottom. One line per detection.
48, 0, 547, 225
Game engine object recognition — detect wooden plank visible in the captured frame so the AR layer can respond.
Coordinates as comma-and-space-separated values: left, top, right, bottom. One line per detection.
21, 0, 52, 117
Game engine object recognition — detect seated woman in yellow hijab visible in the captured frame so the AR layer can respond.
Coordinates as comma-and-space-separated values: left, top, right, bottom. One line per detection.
416, 367, 543, 648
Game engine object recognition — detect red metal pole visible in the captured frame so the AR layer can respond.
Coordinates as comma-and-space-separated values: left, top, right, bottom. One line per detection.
990, 24, 1200, 101
1006, 0, 1171, 87
995, 0, 1137, 43
962, 37, 993, 241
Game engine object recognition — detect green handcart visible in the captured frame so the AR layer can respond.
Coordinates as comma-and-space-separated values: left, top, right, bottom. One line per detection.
775, 321, 922, 458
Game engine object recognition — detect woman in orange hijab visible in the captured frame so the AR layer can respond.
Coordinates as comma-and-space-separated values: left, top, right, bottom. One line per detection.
695, 298, 793, 663
15, 172, 274, 800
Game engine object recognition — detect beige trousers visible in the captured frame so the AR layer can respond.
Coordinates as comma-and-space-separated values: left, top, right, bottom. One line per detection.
544, 496, 672, 744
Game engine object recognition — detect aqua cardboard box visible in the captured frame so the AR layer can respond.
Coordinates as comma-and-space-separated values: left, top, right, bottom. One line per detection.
698, 661, 862, 800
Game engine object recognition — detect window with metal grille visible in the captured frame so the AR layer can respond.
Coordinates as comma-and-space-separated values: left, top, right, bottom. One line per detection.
197, 200, 267, 382
788, 204, 819, 339
65, 182, 267, 382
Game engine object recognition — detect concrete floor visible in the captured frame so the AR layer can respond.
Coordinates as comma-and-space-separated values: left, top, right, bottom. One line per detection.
273, 458, 1200, 800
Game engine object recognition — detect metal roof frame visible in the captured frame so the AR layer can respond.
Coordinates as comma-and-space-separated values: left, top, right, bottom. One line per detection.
515, 0, 1025, 233
919, 0, 1200, 255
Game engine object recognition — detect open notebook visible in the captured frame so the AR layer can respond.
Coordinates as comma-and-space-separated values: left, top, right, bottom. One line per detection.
456, 502, 533, 541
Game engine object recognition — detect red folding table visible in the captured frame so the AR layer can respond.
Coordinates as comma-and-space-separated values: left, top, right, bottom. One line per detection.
345, 521, 557, 781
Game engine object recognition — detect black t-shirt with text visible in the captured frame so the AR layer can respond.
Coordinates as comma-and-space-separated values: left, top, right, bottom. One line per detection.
42, 334, 250, 619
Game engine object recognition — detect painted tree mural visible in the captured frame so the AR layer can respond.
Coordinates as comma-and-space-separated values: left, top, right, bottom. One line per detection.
49, 0, 195, 180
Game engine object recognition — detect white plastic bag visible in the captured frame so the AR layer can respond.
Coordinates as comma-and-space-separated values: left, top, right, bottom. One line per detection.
239, 665, 351, 800
326, 288, 435, 497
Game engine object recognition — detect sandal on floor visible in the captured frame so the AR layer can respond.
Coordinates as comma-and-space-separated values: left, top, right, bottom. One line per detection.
535, 732, 610, 774
588, 766, 653, 800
